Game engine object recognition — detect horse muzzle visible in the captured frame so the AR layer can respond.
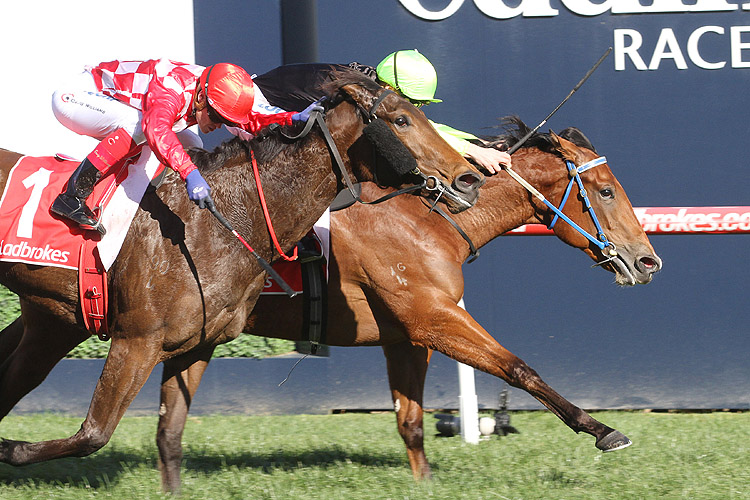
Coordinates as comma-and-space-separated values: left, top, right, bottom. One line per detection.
607, 245, 663, 286
437, 170, 485, 213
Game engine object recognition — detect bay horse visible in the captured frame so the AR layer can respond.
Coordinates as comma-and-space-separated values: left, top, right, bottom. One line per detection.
153, 117, 662, 491
0, 72, 483, 471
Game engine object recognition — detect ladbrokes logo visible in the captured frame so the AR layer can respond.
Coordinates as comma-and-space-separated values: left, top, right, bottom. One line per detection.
399, 0, 748, 20
398, 0, 750, 71
633, 207, 750, 233
0, 240, 71, 264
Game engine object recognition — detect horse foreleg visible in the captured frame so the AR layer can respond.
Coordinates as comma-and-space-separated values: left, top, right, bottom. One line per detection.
382, 341, 433, 480
0, 335, 160, 465
406, 299, 630, 452
157, 348, 214, 495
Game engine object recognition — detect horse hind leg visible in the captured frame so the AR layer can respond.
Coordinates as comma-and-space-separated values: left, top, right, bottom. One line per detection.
383, 341, 433, 480
0, 313, 89, 420
0, 334, 160, 465
157, 348, 214, 495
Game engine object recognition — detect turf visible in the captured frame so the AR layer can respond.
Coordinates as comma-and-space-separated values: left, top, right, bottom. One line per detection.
0, 411, 747, 499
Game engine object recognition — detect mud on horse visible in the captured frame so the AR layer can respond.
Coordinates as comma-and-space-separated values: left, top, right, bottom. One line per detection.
0, 71, 483, 478
154, 116, 662, 489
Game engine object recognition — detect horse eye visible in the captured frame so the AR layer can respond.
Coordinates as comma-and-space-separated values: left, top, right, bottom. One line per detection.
394, 116, 408, 127
600, 188, 614, 199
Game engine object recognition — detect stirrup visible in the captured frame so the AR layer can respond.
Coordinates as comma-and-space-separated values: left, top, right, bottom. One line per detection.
50, 195, 107, 235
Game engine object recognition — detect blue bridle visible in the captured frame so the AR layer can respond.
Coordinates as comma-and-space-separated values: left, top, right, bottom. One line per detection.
547, 156, 613, 252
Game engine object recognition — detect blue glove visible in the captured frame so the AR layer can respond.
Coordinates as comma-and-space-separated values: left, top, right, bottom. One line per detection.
185, 170, 214, 210
291, 98, 326, 123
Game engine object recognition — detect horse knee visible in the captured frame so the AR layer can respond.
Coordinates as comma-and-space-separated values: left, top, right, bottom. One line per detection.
74, 427, 111, 457
398, 418, 425, 449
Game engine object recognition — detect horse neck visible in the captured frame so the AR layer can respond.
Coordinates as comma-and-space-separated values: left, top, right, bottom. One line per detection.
453, 147, 564, 250
210, 106, 363, 260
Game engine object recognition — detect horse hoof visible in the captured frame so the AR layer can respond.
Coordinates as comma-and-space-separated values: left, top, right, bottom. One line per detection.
596, 430, 632, 452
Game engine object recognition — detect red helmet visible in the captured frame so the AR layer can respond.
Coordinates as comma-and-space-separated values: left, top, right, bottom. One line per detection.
199, 63, 255, 125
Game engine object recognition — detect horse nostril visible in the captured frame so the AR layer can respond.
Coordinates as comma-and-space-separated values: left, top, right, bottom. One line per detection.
455, 172, 484, 191
638, 256, 660, 274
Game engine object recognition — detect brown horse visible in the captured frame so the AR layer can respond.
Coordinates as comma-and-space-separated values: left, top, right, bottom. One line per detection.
152, 117, 662, 491
0, 72, 483, 470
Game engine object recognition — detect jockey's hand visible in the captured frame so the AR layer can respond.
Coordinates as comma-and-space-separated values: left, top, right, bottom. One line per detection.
292, 98, 326, 123
185, 170, 214, 209
465, 143, 512, 175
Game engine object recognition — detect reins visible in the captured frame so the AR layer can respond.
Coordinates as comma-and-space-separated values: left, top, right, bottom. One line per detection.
209, 84, 441, 296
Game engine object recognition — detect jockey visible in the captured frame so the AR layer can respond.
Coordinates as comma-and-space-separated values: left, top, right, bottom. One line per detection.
50, 59, 320, 235
251, 50, 512, 174
370, 50, 511, 174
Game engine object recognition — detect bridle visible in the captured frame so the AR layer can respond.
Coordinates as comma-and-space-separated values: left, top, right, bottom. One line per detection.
503, 156, 618, 265
435, 152, 619, 266
281, 86, 449, 206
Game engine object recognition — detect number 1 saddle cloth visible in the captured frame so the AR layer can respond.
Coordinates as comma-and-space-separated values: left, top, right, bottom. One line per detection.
0, 149, 162, 337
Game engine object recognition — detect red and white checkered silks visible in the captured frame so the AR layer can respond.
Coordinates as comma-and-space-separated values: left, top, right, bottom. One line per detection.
89, 59, 203, 113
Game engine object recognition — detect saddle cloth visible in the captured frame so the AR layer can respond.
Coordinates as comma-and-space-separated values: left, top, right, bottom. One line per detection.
0, 149, 162, 338
0, 149, 162, 271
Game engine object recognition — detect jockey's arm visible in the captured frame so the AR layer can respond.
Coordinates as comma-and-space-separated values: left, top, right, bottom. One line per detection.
142, 83, 198, 181
429, 120, 511, 174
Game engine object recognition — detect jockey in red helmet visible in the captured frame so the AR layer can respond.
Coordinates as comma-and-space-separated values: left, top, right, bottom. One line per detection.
50, 59, 318, 235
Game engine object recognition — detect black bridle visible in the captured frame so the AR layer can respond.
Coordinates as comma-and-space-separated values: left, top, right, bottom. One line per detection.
282, 87, 447, 206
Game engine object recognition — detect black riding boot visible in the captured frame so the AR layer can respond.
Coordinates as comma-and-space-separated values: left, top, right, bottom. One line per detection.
50, 158, 106, 235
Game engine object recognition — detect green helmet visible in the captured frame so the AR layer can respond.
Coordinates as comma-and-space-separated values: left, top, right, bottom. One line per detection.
376, 50, 442, 104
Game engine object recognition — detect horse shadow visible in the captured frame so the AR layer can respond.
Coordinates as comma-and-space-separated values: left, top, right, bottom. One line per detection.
0, 446, 431, 488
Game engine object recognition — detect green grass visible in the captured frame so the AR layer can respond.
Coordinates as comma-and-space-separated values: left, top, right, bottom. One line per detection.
0, 411, 748, 499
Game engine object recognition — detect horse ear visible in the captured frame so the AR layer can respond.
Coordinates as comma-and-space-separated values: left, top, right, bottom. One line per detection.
549, 130, 587, 166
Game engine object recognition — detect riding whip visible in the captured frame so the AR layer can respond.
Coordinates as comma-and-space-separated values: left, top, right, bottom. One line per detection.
207, 203, 299, 298
507, 47, 612, 155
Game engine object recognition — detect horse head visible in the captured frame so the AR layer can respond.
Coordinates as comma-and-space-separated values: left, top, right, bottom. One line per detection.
544, 129, 662, 285
323, 71, 484, 213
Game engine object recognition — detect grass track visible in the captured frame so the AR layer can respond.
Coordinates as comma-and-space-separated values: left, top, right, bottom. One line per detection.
0, 411, 748, 499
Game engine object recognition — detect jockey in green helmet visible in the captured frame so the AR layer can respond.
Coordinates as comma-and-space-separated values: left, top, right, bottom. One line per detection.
374, 50, 511, 174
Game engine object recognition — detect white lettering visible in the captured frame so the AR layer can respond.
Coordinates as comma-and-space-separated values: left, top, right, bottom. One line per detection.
650, 28, 688, 69
614, 29, 648, 70
474, 0, 558, 18
730, 26, 750, 67
397, 0, 466, 20
616, 25, 750, 71
399, 0, 740, 19
688, 26, 725, 69
612, 0, 737, 14
560, 0, 614, 16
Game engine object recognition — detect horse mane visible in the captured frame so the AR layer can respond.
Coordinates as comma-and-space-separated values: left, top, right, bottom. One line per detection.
482, 116, 597, 155
188, 69, 378, 173
558, 126, 597, 153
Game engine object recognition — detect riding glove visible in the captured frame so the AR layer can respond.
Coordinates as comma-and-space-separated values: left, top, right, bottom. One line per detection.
291, 98, 326, 123
185, 170, 214, 209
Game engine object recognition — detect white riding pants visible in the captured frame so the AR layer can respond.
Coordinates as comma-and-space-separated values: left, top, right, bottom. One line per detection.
51, 70, 202, 150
